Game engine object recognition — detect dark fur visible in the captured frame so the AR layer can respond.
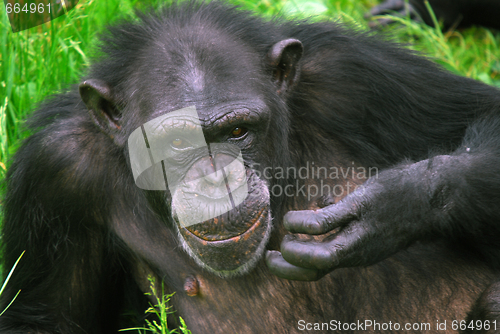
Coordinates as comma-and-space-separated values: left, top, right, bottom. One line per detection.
1, 1, 500, 333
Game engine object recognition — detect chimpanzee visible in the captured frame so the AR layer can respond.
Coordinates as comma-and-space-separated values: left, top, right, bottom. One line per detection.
367, 0, 500, 30
1, 1, 500, 333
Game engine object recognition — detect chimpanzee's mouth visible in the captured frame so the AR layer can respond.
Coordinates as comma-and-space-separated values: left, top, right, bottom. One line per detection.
183, 207, 266, 241
174, 204, 272, 275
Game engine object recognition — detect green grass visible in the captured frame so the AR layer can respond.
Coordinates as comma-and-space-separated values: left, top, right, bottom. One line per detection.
120, 277, 192, 334
0, 0, 499, 330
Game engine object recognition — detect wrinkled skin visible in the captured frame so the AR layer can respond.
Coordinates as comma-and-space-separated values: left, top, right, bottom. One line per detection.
1, 1, 500, 334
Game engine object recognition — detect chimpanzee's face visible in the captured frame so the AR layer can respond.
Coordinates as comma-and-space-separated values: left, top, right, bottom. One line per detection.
128, 103, 275, 277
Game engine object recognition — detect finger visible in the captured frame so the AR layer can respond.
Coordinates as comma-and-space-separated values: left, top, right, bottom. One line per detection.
265, 250, 324, 281
280, 234, 338, 270
281, 223, 374, 270
283, 199, 357, 234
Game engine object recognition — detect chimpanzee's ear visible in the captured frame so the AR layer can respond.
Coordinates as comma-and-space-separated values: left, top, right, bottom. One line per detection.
79, 79, 122, 134
267, 38, 303, 94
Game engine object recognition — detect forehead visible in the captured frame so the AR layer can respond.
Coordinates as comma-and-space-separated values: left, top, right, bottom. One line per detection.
131, 25, 267, 113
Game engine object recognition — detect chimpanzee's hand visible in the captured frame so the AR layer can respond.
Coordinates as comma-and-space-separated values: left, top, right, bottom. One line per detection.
266, 156, 458, 281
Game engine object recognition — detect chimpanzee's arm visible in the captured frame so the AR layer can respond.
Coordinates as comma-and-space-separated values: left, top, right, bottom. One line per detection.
267, 112, 500, 281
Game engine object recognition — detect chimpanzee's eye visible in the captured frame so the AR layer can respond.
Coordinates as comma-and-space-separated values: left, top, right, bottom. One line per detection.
230, 127, 247, 138
170, 138, 191, 150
